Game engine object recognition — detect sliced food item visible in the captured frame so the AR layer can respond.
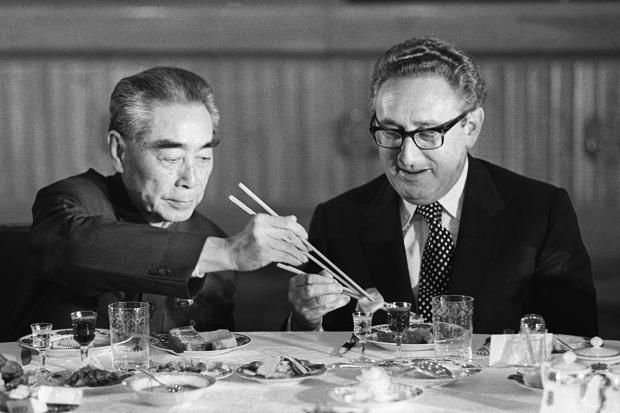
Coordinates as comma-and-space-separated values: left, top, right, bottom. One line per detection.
282, 356, 308, 375
202, 329, 237, 350
168, 326, 209, 352
256, 356, 281, 378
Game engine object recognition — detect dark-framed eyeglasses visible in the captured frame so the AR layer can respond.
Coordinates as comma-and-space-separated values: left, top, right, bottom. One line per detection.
369, 111, 469, 150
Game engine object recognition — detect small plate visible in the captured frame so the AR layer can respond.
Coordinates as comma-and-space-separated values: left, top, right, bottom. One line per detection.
367, 324, 434, 351
18, 329, 111, 353
151, 333, 251, 356
330, 382, 423, 404
153, 359, 233, 380
375, 358, 482, 386
235, 359, 326, 383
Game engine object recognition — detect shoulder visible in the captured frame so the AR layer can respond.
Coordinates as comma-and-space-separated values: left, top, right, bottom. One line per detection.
317, 175, 388, 212
35, 169, 114, 207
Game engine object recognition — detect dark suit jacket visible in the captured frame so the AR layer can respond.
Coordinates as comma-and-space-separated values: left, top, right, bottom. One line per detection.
306, 156, 598, 336
13, 169, 237, 336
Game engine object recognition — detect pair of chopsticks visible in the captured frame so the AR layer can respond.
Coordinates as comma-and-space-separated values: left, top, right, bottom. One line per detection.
228, 183, 372, 302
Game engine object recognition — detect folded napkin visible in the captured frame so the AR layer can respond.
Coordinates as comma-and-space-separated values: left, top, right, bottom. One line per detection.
489, 333, 553, 366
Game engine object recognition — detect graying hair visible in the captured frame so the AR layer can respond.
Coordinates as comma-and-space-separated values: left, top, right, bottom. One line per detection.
108, 66, 220, 140
370, 37, 486, 111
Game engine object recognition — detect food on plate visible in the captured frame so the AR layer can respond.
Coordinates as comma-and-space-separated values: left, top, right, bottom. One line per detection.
48, 365, 131, 387
168, 327, 237, 352
375, 325, 433, 344
154, 360, 230, 378
241, 356, 324, 379
0, 357, 33, 391
358, 366, 391, 399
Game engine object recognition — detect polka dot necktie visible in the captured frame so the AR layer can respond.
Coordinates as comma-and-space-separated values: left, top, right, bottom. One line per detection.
416, 202, 455, 322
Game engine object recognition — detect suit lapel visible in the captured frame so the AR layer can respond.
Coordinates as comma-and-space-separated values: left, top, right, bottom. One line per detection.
359, 178, 414, 303
448, 156, 505, 296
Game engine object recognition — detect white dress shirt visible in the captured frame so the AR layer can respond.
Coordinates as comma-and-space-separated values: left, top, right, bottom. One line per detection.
400, 159, 468, 307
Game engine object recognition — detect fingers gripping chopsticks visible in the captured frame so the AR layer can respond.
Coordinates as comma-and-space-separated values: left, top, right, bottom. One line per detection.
229, 183, 372, 301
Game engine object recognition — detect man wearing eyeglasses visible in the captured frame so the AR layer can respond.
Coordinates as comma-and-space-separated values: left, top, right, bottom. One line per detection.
15, 66, 309, 336
288, 38, 598, 336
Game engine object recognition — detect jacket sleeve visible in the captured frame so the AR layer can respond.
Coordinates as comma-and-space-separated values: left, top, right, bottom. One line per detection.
530, 188, 598, 337
29, 182, 207, 299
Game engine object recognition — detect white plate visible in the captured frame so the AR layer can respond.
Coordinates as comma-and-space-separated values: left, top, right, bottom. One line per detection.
152, 359, 233, 380
235, 359, 326, 383
367, 324, 434, 351
152, 333, 251, 357
44, 368, 133, 394
375, 358, 482, 386
330, 382, 423, 405
18, 329, 111, 353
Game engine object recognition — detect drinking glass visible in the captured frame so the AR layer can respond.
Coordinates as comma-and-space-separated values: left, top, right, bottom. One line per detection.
431, 295, 474, 361
385, 301, 411, 359
70, 310, 98, 363
351, 312, 374, 365
519, 313, 547, 368
108, 301, 150, 371
30, 322, 53, 373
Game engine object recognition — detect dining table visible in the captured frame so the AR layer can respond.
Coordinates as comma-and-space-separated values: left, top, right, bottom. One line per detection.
2, 331, 614, 413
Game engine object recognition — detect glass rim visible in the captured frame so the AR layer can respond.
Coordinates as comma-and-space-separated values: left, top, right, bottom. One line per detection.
107, 301, 149, 310
30, 322, 53, 329
70, 310, 98, 318
431, 294, 474, 303
352, 311, 373, 317
384, 301, 412, 309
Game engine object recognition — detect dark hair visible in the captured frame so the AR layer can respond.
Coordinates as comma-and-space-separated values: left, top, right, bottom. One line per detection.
108, 66, 220, 141
370, 37, 486, 111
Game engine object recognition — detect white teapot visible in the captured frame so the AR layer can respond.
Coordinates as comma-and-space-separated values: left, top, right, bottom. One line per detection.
540, 350, 620, 413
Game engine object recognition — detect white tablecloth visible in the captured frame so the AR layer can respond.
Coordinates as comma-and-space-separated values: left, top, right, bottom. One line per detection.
0, 332, 586, 413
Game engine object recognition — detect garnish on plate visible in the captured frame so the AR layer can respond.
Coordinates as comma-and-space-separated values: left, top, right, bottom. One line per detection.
240, 356, 324, 379
47, 365, 131, 387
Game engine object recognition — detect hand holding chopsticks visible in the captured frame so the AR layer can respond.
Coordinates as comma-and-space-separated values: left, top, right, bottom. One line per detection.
230, 183, 373, 302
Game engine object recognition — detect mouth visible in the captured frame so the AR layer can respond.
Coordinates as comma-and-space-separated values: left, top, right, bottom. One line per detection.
396, 166, 429, 176
166, 199, 194, 208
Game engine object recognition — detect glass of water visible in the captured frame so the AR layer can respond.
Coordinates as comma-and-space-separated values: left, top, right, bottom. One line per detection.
431, 295, 474, 361
385, 301, 411, 359
351, 312, 374, 365
30, 322, 53, 373
108, 302, 150, 371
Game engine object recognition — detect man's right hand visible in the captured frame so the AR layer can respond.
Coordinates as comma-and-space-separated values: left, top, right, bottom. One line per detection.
288, 270, 350, 329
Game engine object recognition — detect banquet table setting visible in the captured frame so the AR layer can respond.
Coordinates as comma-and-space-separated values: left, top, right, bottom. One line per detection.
3, 330, 619, 413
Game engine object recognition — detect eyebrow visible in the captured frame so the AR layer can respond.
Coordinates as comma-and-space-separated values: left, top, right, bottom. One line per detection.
377, 116, 435, 129
149, 139, 217, 149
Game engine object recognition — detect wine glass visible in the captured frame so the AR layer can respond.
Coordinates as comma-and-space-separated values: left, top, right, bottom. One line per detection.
70, 311, 98, 363
351, 312, 374, 365
30, 322, 53, 373
385, 301, 411, 359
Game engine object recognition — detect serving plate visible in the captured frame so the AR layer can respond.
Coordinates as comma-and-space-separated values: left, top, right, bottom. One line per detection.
330, 382, 423, 405
44, 368, 133, 394
151, 333, 251, 357
375, 358, 482, 386
18, 329, 111, 353
367, 324, 434, 351
235, 359, 326, 383
153, 359, 233, 380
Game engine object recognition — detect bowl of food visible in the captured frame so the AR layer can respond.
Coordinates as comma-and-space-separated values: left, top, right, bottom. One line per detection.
123, 371, 215, 406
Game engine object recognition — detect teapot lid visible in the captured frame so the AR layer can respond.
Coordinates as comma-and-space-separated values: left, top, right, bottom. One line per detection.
574, 337, 620, 359
550, 351, 590, 374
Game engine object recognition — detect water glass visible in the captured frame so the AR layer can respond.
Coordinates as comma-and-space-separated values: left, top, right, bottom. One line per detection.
519, 313, 547, 367
70, 311, 97, 363
431, 295, 474, 361
30, 322, 53, 373
385, 301, 411, 359
108, 302, 150, 371
351, 312, 374, 365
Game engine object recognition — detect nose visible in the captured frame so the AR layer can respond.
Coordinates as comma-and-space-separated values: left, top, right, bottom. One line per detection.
177, 160, 197, 189
397, 137, 425, 168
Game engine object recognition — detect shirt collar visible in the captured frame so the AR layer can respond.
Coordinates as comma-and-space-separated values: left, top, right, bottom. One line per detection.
400, 157, 469, 229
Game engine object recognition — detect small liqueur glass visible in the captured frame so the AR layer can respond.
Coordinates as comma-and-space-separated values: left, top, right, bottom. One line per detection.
385, 302, 411, 359
351, 312, 374, 365
71, 311, 98, 363
30, 322, 53, 373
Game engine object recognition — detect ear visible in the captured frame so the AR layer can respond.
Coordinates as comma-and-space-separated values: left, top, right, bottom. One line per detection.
108, 130, 126, 173
464, 107, 484, 149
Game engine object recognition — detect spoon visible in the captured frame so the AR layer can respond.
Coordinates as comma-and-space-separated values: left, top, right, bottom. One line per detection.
138, 368, 184, 392
393, 359, 454, 379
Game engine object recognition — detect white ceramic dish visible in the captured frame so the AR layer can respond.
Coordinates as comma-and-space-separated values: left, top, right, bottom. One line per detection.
375, 358, 483, 386
330, 382, 423, 405
152, 359, 233, 380
367, 324, 434, 351
235, 359, 326, 383
152, 333, 251, 357
123, 372, 215, 406
44, 368, 133, 394
18, 329, 111, 353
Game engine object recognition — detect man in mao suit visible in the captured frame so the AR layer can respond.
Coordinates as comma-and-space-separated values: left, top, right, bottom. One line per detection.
14, 67, 310, 335
287, 38, 598, 336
